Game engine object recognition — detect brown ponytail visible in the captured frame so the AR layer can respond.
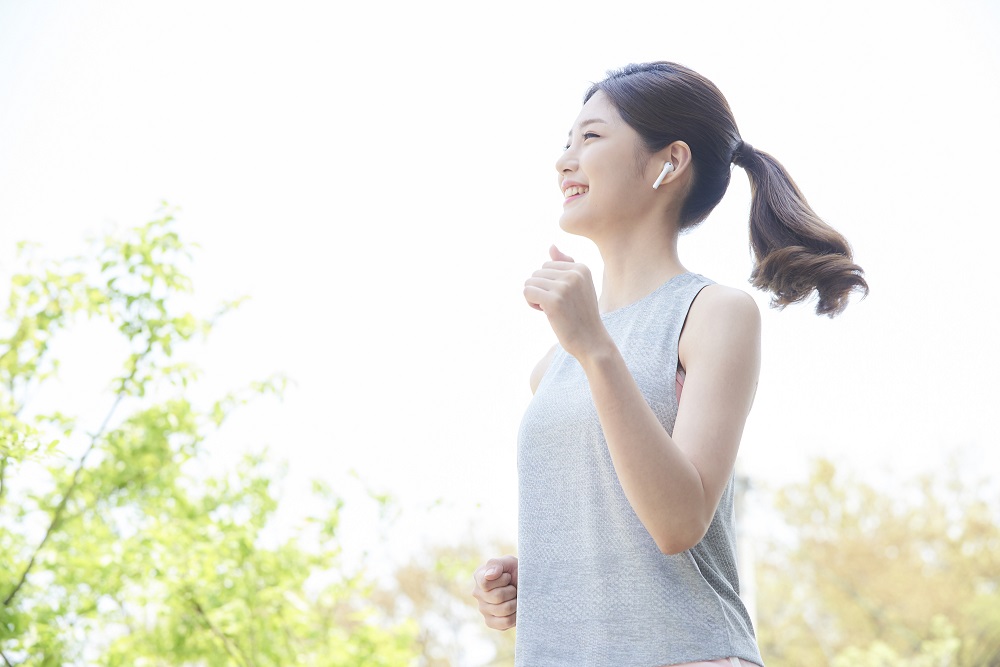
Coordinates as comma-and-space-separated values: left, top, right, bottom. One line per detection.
586, 63, 868, 317
733, 141, 868, 316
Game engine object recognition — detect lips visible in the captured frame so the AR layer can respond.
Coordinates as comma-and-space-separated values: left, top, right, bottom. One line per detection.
562, 182, 589, 207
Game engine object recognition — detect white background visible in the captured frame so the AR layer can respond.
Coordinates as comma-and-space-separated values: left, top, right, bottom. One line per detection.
1, 0, 998, 566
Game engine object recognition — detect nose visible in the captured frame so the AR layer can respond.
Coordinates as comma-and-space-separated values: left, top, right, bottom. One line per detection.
555, 144, 577, 176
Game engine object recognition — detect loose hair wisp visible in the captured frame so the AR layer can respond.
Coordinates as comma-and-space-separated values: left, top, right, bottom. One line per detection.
586, 62, 868, 316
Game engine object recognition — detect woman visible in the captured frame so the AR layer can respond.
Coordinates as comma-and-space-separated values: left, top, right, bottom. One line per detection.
471, 62, 866, 667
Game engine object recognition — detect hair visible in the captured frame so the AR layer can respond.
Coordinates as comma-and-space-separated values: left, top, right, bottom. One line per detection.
585, 62, 868, 317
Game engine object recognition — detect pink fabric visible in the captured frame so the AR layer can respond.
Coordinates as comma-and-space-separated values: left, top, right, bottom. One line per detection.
676, 367, 686, 402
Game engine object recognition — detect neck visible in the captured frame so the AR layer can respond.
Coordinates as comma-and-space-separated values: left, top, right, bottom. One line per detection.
593, 218, 686, 314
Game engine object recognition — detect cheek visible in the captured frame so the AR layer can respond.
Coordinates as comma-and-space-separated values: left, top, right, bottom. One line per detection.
591, 171, 633, 208
583, 148, 638, 199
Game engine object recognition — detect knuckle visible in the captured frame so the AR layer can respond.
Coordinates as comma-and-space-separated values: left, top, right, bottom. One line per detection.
490, 584, 513, 604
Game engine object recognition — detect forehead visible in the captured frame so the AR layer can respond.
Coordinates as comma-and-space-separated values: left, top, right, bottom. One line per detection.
568, 90, 621, 131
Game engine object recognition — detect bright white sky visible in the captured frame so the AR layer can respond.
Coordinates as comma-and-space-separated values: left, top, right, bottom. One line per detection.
1, 0, 999, 568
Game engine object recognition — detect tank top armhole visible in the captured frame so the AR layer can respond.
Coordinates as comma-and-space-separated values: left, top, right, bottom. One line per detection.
672, 280, 714, 409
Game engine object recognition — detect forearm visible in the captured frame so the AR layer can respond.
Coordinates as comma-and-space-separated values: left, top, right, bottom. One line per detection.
579, 342, 708, 554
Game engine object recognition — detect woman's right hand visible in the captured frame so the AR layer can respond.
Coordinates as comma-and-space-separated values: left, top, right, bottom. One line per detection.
471, 555, 518, 630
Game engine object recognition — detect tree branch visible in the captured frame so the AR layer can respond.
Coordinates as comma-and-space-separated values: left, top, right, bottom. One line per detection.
3, 387, 126, 607
191, 597, 249, 667
0, 457, 7, 508
0, 648, 12, 667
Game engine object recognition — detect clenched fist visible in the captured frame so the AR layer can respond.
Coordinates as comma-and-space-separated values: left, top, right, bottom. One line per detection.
523, 245, 612, 361
471, 555, 518, 631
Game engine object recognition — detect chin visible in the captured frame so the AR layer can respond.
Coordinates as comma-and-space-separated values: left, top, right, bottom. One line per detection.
558, 212, 596, 240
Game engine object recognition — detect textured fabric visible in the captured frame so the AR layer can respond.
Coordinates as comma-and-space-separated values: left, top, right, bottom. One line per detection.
515, 272, 764, 667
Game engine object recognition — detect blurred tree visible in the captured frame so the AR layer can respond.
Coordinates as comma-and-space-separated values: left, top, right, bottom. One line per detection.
372, 535, 517, 667
756, 458, 1000, 666
0, 208, 418, 665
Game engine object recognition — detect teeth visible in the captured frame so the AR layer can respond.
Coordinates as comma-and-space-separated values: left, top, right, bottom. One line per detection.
564, 186, 589, 197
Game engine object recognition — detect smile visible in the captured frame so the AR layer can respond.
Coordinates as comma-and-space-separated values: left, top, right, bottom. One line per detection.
563, 185, 588, 205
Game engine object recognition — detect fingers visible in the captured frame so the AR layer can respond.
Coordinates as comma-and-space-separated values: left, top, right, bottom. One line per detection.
524, 249, 590, 313
473, 577, 517, 630
474, 569, 511, 594
523, 270, 585, 311
531, 266, 588, 281
484, 610, 517, 631
550, 244, 575, 262
536, 263, 592, 281
475, 556, 518, 586
472, 557, 519, 630
523, 284, 551, 312
475, 578, 516, 607
480, 601, 517, 630
523, 276, 559, 291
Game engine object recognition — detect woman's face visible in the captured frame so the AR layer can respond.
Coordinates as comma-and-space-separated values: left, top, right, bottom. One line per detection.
555, 90, 656, 238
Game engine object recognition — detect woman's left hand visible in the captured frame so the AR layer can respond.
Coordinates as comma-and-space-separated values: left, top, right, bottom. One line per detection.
523, 245, 613, 360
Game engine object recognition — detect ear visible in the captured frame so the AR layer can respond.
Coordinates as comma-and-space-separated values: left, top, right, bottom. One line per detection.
648, 141, 692, 188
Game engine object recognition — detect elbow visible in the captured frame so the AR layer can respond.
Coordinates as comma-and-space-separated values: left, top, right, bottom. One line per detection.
656, 538, 699, 557
652, 520, 709, 556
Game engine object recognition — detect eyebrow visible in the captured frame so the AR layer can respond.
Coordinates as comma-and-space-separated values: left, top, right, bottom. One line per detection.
566, 118, 608, 136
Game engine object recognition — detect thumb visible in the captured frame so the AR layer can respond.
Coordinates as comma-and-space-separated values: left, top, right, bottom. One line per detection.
550, 244, 575, 263
484, 558, 504, 580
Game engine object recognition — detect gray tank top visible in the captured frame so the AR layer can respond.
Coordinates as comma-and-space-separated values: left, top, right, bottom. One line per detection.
516, 271, 764, 667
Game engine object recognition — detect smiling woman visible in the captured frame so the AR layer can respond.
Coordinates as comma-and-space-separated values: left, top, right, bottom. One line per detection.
471, 61, 867, 667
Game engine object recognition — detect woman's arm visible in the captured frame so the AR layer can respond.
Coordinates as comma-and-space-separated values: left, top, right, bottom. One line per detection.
577, 285, 760, 554
524, 247, 761, 555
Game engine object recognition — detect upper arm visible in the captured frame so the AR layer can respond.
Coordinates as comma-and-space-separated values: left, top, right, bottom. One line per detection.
672, 285, 761, 527
529, 344, 559, 395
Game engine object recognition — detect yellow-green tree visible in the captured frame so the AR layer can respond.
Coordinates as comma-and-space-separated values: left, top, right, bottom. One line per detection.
757, 458, 1000, 666
0, 209, 418, 665
372, 536, 518, 667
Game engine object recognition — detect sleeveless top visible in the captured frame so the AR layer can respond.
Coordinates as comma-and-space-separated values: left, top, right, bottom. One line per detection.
515, 272, 764, 667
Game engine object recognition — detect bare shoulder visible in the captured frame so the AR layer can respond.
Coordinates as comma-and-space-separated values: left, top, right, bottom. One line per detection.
529, 344, 559, 395
680, 284, 761, 363
689, 284, 760, 327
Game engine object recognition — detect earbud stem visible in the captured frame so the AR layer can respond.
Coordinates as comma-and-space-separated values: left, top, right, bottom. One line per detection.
652, 162, 674, 189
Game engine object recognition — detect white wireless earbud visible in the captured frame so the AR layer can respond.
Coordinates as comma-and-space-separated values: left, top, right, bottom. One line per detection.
652, 162, 674, 189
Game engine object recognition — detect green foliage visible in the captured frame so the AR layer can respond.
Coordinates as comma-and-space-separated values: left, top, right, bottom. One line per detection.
757, 458, 1000, 667
0, 207, 418, 665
